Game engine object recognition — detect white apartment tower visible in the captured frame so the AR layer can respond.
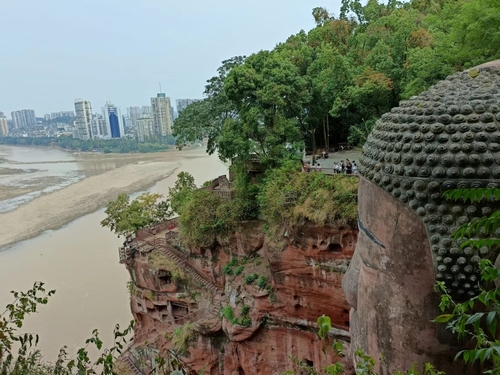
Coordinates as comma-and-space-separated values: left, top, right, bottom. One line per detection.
151, 93, 173, 137
0, 112, 8, 136
91, 114, 108, 138
74, 99, 93, 139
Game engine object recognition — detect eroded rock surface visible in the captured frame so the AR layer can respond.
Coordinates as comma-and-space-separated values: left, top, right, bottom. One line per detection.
120, 219, 356, 374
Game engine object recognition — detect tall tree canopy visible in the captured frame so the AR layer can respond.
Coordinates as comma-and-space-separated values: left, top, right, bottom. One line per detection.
173, 0, 500, 163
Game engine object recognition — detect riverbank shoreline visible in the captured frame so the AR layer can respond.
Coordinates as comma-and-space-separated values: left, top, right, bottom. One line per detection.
0, 160, 180, 250
0, 141, 202, 158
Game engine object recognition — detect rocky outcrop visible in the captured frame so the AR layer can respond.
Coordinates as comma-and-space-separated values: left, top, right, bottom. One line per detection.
120, 219, 357, 375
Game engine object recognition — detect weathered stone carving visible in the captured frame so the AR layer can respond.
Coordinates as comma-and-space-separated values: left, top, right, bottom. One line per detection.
358, 61, 500, 298
342, 61, 500, 374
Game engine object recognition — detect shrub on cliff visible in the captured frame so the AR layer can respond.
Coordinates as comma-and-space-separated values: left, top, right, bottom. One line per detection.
171, 323, 197, 356
148, 250, 186, 281
258, 161, 358, 236
178, 190, 238, 247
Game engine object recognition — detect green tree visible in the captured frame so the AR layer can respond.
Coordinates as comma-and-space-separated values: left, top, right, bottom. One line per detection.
172, 56, 246, 158
224, 50, 308, 165
100, 193, 171, 237
168, 172, 197, 214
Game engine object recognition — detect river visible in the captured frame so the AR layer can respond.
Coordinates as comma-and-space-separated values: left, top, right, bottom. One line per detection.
0, 146, 228, 362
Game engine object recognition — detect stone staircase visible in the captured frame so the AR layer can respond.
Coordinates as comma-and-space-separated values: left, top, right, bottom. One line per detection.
124, 355, 143, 375
145, 237, 219, 293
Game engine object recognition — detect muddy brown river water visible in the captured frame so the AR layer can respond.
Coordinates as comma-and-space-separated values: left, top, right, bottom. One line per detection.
0, 145, 228, 361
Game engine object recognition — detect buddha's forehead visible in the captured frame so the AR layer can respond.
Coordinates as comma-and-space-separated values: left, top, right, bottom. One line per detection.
357, 61, 500, 298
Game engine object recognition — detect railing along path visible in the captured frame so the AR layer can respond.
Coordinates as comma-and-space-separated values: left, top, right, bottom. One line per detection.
144, 237, 219, 293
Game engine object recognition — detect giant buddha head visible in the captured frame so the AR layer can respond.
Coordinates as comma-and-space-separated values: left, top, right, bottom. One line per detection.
342, 60, 500, 374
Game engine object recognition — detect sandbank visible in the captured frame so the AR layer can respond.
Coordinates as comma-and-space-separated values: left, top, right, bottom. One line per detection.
0, 160, 180, 250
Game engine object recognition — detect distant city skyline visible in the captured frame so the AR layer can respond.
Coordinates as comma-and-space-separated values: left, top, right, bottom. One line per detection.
11, 109, 36, 129
0, 0, 324, 115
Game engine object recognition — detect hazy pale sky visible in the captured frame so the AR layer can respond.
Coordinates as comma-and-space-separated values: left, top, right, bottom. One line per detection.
0, 0, 342, 117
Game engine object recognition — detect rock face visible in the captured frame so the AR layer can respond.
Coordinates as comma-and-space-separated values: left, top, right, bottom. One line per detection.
120, 219, 357, 374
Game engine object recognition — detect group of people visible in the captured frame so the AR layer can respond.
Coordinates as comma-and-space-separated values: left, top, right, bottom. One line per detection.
333, 159, 358, 175
302, 158, 358, 175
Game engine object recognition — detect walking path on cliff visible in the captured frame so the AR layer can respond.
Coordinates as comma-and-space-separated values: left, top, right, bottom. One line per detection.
143, 235, 220, 293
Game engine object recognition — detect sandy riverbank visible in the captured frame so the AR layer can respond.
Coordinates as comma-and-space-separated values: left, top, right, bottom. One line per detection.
0, 160, 180, 250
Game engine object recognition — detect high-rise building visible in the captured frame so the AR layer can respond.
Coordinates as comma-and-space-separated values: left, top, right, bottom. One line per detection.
103, 101, 123, 138
11, 109, 36, 129
127, 106, 142, 127
123, 116, 137, 136
91, 114, 108, 138
151, 93, 173, 137
141, 106, 151, 116
137, 116, 154, 142
0, 112, 8, 136
74, 99, 93, 139
176, 99, 201, 114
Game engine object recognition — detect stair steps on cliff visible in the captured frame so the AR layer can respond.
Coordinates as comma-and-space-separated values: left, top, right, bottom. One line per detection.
124, 356, 143, 375
144, 236, 220, 293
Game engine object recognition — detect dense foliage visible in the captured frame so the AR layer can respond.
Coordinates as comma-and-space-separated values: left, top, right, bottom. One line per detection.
178, 190, 237, 248
173, 0, 500, 164
168, 172, 198, 215
0, 136, 174, 153
100, 193, 171, 237
166, 161, 358, 246
258, 161, 358, 237
167, 168, 261, 247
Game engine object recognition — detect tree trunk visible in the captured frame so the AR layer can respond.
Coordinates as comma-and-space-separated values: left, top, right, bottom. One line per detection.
323, 117, 328, 153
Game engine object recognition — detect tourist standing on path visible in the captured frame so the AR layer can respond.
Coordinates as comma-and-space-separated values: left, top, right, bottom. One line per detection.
346, 159, 352, 175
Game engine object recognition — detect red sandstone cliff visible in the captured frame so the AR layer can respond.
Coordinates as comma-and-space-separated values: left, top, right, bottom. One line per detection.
119, 218, 357, 375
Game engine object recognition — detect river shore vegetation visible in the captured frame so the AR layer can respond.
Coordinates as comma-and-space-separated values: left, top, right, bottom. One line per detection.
0, 136, 175, 153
